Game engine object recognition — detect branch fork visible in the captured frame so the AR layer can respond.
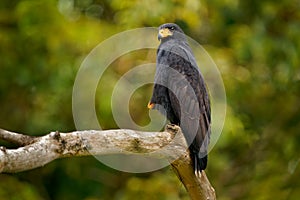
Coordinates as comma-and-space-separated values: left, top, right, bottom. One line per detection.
0, 125, 216, 200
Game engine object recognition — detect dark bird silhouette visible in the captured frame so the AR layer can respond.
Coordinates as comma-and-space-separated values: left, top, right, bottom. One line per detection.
148, 23, 211, 173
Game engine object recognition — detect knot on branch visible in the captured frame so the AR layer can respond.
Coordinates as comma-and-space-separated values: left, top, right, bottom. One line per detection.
126, 138, 149, 153
165, 124, 180, 136
52, 131, 88, 156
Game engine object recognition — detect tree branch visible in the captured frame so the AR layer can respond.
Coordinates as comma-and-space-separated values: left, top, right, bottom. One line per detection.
0, 125, 216, 200
0, 129, 35, 146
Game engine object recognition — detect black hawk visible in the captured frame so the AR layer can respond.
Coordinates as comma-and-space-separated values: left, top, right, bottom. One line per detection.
148, 23, 211, 172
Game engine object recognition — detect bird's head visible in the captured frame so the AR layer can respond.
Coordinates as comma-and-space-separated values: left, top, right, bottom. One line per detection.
158, 23, 185, 41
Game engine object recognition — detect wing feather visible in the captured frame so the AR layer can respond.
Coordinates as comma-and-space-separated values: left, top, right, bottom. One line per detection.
164, 46, 211, 156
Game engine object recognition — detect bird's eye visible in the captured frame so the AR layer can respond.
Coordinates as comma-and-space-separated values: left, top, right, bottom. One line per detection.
169, 26, 175, 30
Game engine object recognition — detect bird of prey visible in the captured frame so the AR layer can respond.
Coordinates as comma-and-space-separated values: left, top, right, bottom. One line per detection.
148, 23, 211, 173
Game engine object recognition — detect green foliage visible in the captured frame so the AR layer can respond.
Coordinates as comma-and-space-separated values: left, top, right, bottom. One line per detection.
0, 175, 42, 200
0, 0, 299, 199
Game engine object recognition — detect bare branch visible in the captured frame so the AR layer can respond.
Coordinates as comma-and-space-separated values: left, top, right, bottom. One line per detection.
0, 125, 216, 200
171, 155, 216, 200
0, 129, 35, 146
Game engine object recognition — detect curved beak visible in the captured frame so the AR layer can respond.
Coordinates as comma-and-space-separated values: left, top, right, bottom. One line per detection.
158, 28, 173, 41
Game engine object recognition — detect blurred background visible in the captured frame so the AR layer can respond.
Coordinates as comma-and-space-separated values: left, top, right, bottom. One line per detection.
0, 0, 299, 199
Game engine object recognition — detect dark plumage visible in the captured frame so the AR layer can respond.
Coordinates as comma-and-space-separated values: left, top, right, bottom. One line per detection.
148, 23, 211, 172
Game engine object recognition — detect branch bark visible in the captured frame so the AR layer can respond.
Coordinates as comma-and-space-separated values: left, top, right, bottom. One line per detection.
0, 125, 216, 200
